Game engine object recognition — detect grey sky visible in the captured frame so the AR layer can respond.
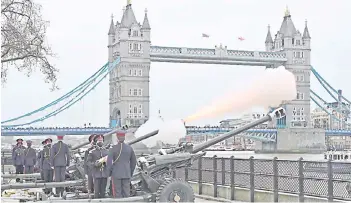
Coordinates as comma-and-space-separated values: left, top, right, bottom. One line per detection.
1, 0, 350, 127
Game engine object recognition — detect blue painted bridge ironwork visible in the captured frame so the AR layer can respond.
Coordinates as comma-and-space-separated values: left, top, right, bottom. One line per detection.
1, 127, 350, 142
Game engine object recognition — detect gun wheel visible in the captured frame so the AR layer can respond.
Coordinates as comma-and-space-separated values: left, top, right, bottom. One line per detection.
156, 178, 195, 203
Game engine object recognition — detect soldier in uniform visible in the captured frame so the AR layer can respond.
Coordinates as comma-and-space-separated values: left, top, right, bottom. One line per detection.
88, 135, 109, 198
50, 135, 70, 197
37, 141, 46, 180
24, 140, 37, 174
12, 138, 26, 182
41, 138, 54, 194
107, 132, 137, 198
84, 134, 96, 194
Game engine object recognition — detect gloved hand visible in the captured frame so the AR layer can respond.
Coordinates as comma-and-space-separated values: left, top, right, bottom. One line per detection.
94, 161, 101, 167
51, 166, 54, 170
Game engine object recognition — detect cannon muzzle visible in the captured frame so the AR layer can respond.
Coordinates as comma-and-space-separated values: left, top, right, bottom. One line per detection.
191, 107, 286, 153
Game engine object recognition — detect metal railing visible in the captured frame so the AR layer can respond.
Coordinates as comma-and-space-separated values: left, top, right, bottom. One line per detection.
173, 156, 351, 202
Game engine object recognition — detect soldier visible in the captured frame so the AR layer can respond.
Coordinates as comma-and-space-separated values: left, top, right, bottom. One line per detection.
84, 134, 97, 194
50, 135, 70, 197
107, 132, 137, 198
41, 138, 54, 194
88, 135, 109, 198
24, 140, 37, 174
37, 141, 46, 180
12, 138, 26, 182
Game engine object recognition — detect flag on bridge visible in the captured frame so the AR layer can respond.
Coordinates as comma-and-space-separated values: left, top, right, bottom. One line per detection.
238, 36, 245, 41
202, 33, 210, 38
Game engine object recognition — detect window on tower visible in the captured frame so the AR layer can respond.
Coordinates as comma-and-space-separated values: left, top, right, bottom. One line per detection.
133, 89, 138, 96
133, 30, 138, 37
129, 89, 133, 96
133, 106, 138, 114
133, 69, 137, 76
138, 69, 142, 76
129, 105, 133, 113
129, 69, 133, 76
296, 40, 301, 45
138, 89, 142, 96
133, 43, 139, 50
129, 43, 132, 50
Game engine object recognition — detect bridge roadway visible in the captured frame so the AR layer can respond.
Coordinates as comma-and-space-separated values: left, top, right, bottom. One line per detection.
1, 127, 350, 142
150, 45, 287, 68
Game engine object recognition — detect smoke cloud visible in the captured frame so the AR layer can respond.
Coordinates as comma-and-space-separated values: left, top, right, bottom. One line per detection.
134, 118, 186, 147
184, 66, 297, 123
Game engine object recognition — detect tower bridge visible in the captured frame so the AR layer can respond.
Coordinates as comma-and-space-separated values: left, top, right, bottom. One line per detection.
1, 2, 350, 153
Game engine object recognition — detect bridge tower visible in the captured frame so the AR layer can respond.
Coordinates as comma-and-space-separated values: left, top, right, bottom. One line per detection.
266, 7, 311, 129
108, 1, 151, 128
257, 8, 325, 153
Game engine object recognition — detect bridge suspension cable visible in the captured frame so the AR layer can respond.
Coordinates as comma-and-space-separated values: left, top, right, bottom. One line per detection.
311, 67, 351, 104
1, 62, 110, 124
2, 58, 120, 128
310, 95, 350, 127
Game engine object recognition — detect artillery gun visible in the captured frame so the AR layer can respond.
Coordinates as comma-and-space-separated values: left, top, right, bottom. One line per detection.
2, 107, 286, 202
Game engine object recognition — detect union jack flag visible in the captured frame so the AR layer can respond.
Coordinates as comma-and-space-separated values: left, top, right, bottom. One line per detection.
238, 36, 245, 41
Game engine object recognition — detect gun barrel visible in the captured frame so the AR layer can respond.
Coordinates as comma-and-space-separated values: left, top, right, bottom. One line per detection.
1, 180, 84, 190
191, 107, 286, 154
71, 128, 125, 150
127, 130, 159, 145
2, 173, 41, 179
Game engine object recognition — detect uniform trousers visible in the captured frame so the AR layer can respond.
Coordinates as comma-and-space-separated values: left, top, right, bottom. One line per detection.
15, 165, 24, 182
94, 177, 107, 199
111, 178, 131, 198
24, 165, 34, 174
54, 166, 66, 196
87, 173, 94, 193
43, 169, 53, 194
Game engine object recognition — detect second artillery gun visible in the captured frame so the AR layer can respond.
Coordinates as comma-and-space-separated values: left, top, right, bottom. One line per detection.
2, 107, 286, 202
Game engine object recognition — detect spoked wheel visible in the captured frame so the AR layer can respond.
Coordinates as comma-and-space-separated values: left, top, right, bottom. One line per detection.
156, 179, 195, 203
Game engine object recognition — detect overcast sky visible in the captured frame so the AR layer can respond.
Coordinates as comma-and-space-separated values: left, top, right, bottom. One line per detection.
1, 0, 350, 127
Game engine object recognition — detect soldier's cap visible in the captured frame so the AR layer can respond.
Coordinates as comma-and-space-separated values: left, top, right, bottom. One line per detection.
16, 138, 23, 142
57, 135, 64, 140
94, 134, 104, 142
26, 140, 32, 143
41, 141, 46, 145
116, 131, 126, 137
45, 138, 53, 143
89, 134, 97, 142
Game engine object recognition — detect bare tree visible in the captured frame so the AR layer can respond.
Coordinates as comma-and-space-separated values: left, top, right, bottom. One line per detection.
1, 0, 58, 90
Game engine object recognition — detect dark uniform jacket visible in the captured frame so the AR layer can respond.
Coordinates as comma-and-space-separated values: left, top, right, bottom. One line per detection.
50, 141, 70, 167
106, 143, 137, 179
84, 146, 95, 175
24, 147, 37, 166
41, 146, 52, 170
37, 150, 43, 169
12, 145, 26, 166
88, 147, 109, 178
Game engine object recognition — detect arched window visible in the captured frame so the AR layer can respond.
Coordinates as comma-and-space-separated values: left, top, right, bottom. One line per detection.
138, 89, 142, 96
129, 69, 133, 76
138, 105, 142, 114
138, 69, 142, 76
133, 106, 138, 114
133, 69, 137, 76
129, 105, 132, 113
129, 43, 132, 50
129, 89, 133, 96
133, 30, 138, 37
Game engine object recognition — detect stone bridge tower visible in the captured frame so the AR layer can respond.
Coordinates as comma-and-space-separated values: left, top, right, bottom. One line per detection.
108, 1, 151, 128
265, 8, 311, 129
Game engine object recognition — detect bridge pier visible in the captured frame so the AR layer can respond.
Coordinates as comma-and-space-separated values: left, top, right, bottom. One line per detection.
255, 128, 326, 153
